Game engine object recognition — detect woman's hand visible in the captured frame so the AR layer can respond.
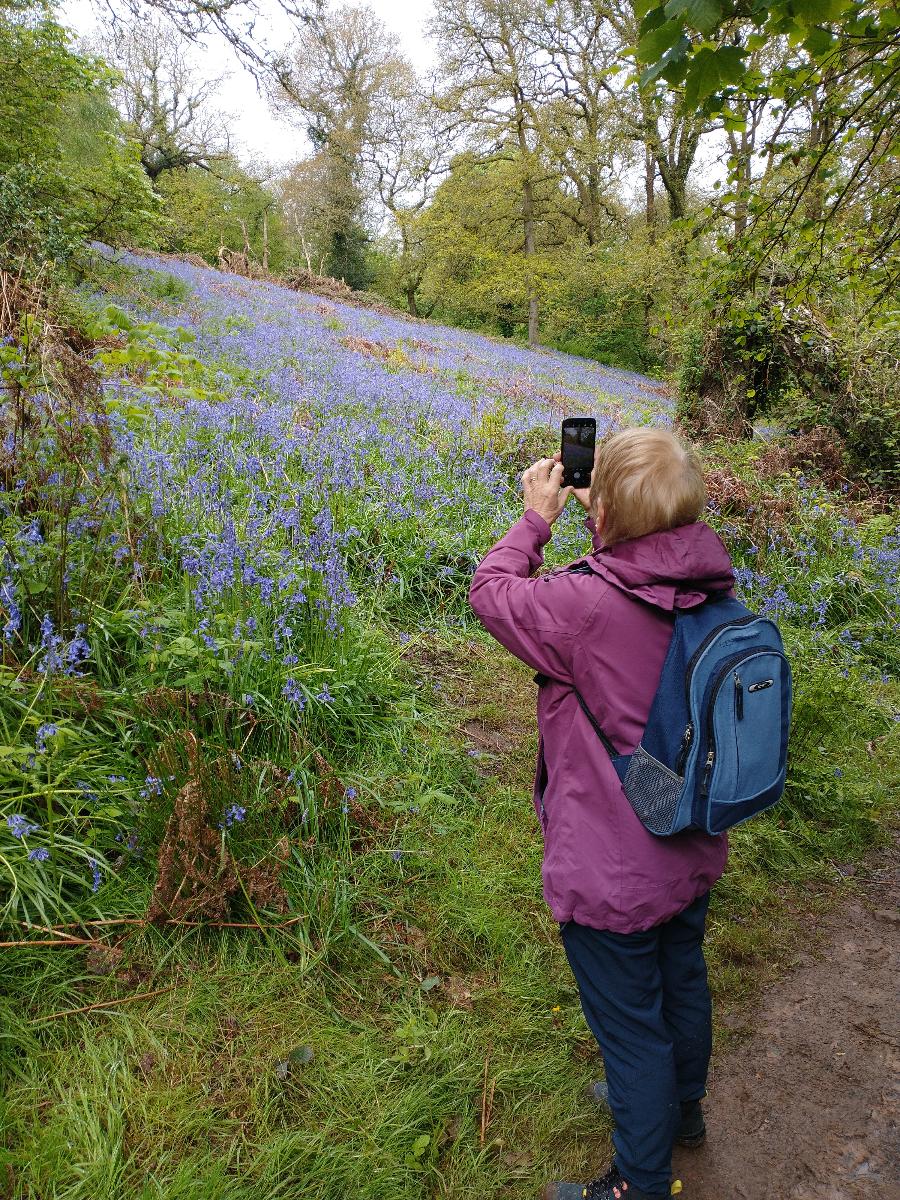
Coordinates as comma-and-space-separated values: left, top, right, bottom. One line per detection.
550, 452, 593, 512
522, 458, 572, 526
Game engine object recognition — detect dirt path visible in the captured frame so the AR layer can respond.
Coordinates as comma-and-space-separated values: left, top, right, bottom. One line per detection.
673, 848, 900, 1200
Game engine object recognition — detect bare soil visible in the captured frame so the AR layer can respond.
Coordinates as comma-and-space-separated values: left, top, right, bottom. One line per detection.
674, 845, 900, 1200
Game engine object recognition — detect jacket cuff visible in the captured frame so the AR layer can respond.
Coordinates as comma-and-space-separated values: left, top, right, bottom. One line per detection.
521, 508, 553, 545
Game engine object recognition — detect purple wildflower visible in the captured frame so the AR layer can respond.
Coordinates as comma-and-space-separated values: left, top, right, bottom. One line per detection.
7, 814, 39, 839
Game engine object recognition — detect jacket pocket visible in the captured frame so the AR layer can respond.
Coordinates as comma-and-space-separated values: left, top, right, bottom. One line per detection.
534, 735, 549, 831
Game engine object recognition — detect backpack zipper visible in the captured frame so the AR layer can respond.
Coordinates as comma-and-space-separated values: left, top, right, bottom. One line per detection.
675, 723, 693, 775
700, 749, 715, 796
683, 613, 759, 708
734, 672, 744, 720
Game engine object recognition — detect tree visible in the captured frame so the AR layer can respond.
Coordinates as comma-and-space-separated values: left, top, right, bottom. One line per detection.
523, 0, 631, 247
361, 61, 454, 315
277, 155, 332, 273
96, 19, 230, 182
273, 1, 408, 286
432, 0, 554, 345
416, 153, 557, 335
81, 0, 313, 79
1, 0, 158, 266
157, 156, 285, 267
635, 0, 900, 298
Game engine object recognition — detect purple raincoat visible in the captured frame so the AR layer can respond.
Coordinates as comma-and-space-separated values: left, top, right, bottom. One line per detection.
469, 509, 734, 934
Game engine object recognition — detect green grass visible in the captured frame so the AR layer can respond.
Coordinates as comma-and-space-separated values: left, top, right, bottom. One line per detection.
2, 628, 898, 1199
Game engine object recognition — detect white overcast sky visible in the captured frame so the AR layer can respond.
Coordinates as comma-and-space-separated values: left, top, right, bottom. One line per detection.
61, 0, 437, 167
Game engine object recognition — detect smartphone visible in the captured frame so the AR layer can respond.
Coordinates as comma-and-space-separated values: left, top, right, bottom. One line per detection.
561, 417, 596, 489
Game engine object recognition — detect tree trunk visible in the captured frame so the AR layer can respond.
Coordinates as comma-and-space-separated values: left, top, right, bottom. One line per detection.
659, 165, 687, 222
645, 143, 656, 243
399, 223, 420, 318
727, 128, 750, 238
262, 210, 270, 272
523, 173, 539, 347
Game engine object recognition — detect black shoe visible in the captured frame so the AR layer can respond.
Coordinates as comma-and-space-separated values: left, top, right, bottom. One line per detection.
542, 1163, 658, 1200
588, 1081, 706, 1148
675, 1098, 706, 1147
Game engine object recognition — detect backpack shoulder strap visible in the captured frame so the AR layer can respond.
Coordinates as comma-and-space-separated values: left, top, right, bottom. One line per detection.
572, 686, 620, 760
533, 672, 620, 760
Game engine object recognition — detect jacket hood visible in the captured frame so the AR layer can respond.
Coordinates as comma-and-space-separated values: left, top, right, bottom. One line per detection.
586, 521, 735, 611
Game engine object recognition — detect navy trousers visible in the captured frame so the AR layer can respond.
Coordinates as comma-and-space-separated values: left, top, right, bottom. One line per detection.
560, 892, 712, 1197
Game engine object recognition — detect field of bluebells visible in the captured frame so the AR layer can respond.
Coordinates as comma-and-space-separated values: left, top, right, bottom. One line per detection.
0, 248, 676, 918
0, 250, 897, 1198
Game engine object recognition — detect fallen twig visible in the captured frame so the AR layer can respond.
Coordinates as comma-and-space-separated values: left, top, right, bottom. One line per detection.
25, 915, 308, 932
480, 1047, 493, 1148
1, 937, 97, 948
32, 985, 176, 1024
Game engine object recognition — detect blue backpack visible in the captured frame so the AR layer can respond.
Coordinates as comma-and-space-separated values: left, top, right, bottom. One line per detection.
573, 595, 792, 836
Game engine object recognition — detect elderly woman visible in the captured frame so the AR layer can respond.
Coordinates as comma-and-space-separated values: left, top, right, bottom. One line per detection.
469, 428, 734, 1200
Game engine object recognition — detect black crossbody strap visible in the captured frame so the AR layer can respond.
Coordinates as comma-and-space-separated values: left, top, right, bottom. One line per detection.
534, 673, 621, 760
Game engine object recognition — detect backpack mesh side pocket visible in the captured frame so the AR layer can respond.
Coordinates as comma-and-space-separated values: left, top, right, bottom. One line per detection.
622, 746, 684, 836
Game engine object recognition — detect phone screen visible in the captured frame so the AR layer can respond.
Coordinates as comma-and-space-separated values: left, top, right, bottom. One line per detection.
561, 418, 596, 488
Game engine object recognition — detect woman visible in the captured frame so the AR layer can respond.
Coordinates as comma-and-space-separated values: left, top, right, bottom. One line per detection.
469, 428, 734, 1200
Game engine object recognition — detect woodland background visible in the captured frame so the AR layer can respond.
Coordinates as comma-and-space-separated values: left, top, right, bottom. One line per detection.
3, 0, 899, 483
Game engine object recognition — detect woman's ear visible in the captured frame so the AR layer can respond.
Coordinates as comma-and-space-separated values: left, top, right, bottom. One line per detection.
595, 502, 606, 532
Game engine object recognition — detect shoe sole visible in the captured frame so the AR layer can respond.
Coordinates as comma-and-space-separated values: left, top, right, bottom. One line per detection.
676, 1129, 706, 1148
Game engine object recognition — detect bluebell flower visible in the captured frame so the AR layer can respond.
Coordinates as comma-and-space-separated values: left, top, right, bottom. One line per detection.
35, 723, 58, 753
89, 858, 103, 893
283, 678, 305, 706
7, 814, 39, 839
219, 804, 247, 829
28, 847, 50, 862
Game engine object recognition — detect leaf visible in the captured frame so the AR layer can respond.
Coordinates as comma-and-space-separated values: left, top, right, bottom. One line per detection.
634, 0, 662, 20
637, 19, 685, 63
420, 975, 442, 992
640, 36, 691, 87
288, 1045, 314, 1065
683, 44, 747, 107
411, 1134, 431, 1158
802, 26, 836, 57
638, 5, 667, 37
664, 0, 723, 37
792, 0, 844, 24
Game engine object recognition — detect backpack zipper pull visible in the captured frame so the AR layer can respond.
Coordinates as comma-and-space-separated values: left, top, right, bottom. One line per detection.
734, 672, 744, 720
675, 723, 693, 775
701, 749, 715, 796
